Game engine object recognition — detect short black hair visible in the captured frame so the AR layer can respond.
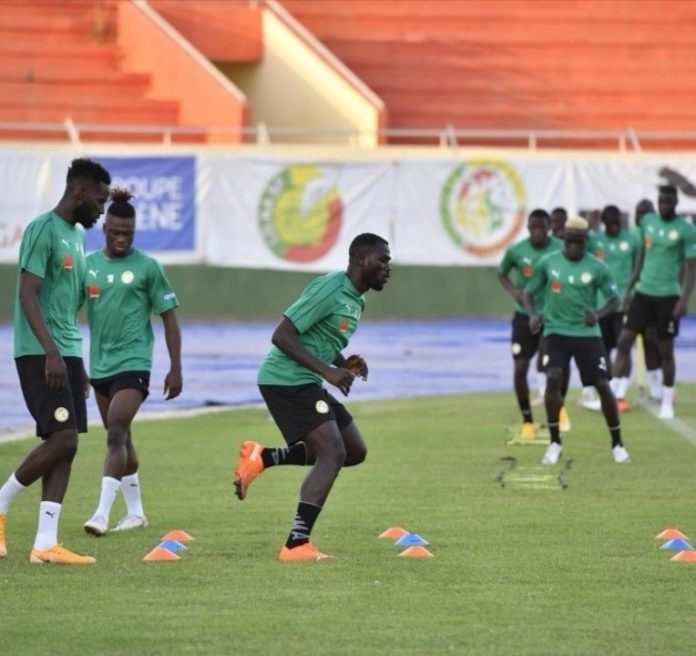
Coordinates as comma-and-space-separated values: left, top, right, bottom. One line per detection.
528, 208, 550, 222
66, 158, 111, 185
349, 233, 388, 259
551, 207, 568, 219
602, 205, 621, 222
107, 187, 135, 219
659, 184, 678, 196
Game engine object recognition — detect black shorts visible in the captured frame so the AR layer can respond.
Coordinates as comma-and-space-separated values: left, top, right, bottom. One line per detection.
16, 355, 87, 438
598, 312, 625, 351
625, 292, 680, 339
511, 311, 541, 360
543, 335, 609, 386
259, 384, 354, 444
91, 371, 150, 401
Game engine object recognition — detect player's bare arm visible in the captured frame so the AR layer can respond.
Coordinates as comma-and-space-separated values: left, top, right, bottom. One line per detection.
18, 270, 66, 389
674, 257, 696, 319
272, 317, 355, 395
161, 308, 183, 400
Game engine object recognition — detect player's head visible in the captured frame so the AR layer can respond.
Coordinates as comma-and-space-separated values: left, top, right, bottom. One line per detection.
348, 233, 391, 292
563, 216, 588, 261
634, 198, 654, 226
601, 205, 622, 237
66, 158, 111, 229
586, 209, 601, 231
657, 185, 678, 220
104, 188, 136, 258
527, 209, 550, 247
550, 207, 567, 238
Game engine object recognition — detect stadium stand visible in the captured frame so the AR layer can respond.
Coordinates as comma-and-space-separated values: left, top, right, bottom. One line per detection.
280, 0, 696, 148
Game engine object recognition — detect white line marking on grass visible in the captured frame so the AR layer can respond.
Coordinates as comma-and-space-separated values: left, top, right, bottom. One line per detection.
0, 403, 265, 445
639, 399, 696, 446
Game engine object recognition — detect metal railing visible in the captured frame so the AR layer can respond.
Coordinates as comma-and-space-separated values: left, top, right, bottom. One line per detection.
2, 119, 696, 151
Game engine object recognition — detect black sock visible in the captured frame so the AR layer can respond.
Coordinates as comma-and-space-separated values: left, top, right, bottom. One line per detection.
285, 501, 322, 549
609, 425, 622, 448
519, 397, 533, 423
261, 443, 307, 469
549, 422, 561, 445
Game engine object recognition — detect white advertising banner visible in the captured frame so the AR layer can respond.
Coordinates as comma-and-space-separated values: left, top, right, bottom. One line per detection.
3, 149, 696, 268
198, 155, 393, 271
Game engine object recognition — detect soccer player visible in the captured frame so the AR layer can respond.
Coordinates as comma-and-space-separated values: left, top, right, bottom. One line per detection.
233, 233, 391, 561
0, 158, 110, 564
497, 209, 562, 438
612, 185, 696, 419
523, 217, 630, 466
588, 205, 639, 407
83, 189, 182, 536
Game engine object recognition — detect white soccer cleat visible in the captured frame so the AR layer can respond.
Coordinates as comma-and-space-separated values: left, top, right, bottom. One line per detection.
541, 442, 563, 465
612, 445, 631, 464
579, 398, 601, 412
658, 403, 675, 420
83, 515, 108, 537
111, 515, 148, 532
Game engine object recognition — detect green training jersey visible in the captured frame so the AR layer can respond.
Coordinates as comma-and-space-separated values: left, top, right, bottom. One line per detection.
588, 229, 639, 301
635, 212, 696, 297
526, 251, 618, 338
14, 211, 86, 358
84, 248, 178, 379
497, 236, 563, 314
257, 271, 365, 386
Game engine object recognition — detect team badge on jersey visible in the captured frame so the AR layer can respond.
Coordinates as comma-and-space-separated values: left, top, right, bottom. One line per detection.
121, 271, 134, 284
581, 272, 592, 284
619, 241, 629, 251
669, 230, 679, 241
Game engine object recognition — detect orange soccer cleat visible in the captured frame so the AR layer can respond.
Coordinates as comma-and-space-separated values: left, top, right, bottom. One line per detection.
233, 441, 266, 500
30, 544, 95, 564
278, 542, 335, 562
0, 514, 6, 558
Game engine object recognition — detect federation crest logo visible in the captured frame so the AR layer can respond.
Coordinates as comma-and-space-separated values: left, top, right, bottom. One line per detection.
258, 165, 343, 262
121, 271, 134, 284
315, 400, 330, 414
54, 407, 69, 422
440, 160, 526, 257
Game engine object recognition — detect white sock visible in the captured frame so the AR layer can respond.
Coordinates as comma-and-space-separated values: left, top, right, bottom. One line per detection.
34, 501, 61, 550
581, 385, 595, 400
0, 473, 27, 514
94, 476, 121, 522
662, 386, 675, 406
121, 473, 144, 517
647, 369, 662, 397
537, 372, 546, 397
615, 377, 630, 399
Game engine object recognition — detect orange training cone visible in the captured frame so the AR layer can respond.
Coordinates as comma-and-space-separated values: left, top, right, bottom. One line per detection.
655, 529, 689, 540
398, 546, 434, 558
143, 547, 181, 562
671, 551, 696, 562
378, 527, 409, 539
162, 530, 195, 542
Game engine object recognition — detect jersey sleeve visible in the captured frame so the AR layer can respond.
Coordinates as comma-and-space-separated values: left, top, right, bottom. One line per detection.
682, 222, 696, 260
497, 246, 515, 275
598, 262, 619, 300
18, 221, 52, 279
148, 259, 179, 315
284, 277, 337, 333
524, 255, 546, 301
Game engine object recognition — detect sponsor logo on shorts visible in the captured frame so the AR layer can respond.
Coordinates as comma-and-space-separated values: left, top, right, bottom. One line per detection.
542, 354, 550, 366
511, 343, 522, 355
121, 271, 134, 284
315, 400, 329, 414
54, 407, 69, 422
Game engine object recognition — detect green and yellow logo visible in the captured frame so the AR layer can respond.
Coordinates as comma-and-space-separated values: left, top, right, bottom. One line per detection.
258, 165, 343, 262
440, 160, 526, 257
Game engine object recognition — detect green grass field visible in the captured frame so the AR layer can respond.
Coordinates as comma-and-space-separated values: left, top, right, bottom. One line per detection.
2, 388, 696, 655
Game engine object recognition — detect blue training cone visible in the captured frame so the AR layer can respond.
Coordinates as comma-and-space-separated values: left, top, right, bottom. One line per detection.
394, 533, 430, 547
158, 539, 188, 553
660, 538, 694, 551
